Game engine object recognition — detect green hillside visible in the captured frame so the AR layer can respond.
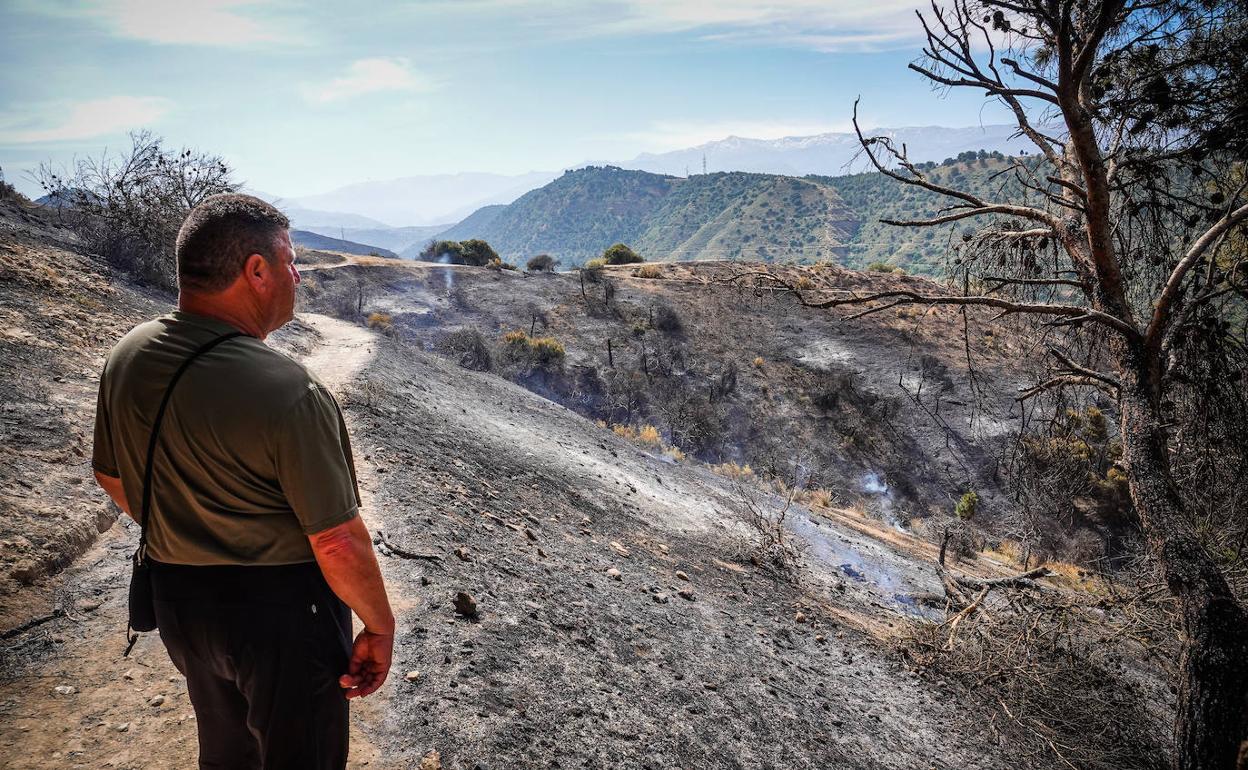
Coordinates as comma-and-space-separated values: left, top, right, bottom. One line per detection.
437, 155, 1033, 274
438, 166, 857, 266
820, 152, 1033, 276
438, 167, 677, 264
635, 173, 856, 262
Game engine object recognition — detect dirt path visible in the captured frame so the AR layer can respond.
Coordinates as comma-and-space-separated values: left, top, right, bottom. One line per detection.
0, 313, 392, 770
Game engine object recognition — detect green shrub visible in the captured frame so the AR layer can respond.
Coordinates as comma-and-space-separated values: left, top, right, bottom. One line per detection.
603, 243, 644, 265
459, 239, 500, 267
584, 257, 607, 270
0, 167, 22, 201
866, 261, 894, 272
420, 240, 464, 263
955, 491, 979, 520
420, 238, 499, 266
529, 336, 566, 367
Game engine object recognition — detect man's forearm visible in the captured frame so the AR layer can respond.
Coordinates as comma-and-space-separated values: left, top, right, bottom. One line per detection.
308, 516, 395, 634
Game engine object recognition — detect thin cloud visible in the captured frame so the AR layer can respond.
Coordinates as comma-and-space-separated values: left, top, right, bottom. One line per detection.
419, 0, 924, 52
303, 58, 436, 104
0, 96, 172, 144
23, 0, 298, 46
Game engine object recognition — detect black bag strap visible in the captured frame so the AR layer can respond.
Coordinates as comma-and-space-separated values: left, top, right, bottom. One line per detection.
136, 331, 246, 563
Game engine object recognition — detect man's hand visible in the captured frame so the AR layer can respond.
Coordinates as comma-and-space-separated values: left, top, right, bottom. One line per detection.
339, 628, 393, 699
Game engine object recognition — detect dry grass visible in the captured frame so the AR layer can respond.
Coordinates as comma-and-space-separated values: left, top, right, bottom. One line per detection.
981, 539, 1105, 593
502, 330, 566, 369
792, 487, 834, 510
663, 446, 686, 462
366, 312, 394, 333
635, 264, 664, 279
710, 461, 755, 481
609, 422, 677, 454
637, 425, 662, 446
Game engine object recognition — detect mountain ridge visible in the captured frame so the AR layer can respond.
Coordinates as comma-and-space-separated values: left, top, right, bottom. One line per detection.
438, 166, 858, 266
269, 125, 1041, 230
621, 124, 1040, 177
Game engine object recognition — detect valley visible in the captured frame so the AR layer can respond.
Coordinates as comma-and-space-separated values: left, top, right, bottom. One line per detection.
0, 196, 1167, 769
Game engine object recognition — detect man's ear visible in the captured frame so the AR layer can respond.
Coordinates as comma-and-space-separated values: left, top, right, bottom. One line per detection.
242, 253, 271, 290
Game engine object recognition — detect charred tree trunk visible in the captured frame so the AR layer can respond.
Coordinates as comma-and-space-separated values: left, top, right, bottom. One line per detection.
1119, 368, 1248, 770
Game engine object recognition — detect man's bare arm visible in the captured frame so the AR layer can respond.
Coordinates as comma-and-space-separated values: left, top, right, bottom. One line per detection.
308, 515, 395, 699
94, 471, 134, 522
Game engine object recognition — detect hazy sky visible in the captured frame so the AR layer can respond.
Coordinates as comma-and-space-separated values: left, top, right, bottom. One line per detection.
0, 1, 1012, 198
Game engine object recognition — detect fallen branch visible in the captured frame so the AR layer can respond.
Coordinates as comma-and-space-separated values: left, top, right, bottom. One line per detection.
374, 531, 443, 562
1, 608, 65, 640
937, 529, 1051, 609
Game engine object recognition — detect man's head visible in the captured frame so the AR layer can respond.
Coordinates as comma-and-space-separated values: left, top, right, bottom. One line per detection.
176, 193, 300, 336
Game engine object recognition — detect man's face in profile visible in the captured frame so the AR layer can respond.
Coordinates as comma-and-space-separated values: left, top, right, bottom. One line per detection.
271, 229, 300, 329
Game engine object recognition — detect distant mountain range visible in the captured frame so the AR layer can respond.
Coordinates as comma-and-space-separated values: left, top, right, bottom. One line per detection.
290, 229, 397, 258
620, 124, 1038, 177
283, 171, 558, 228
300, 224, 450, 255
271, 125, 1039, 229
439, 166, 858, 266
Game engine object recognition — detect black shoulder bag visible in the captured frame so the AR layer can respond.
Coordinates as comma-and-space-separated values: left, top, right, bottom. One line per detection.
125, 331, 245, 656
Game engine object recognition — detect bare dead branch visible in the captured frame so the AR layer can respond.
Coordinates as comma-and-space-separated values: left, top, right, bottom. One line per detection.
732, 268, 1139, 337
1147, 202, 1248, 355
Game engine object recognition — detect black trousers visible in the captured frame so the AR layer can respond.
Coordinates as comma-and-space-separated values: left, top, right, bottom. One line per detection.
151, 560, 353, 770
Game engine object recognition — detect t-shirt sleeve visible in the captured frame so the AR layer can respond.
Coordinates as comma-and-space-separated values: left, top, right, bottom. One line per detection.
274, 385, 361, 535
91, 365, 119, 477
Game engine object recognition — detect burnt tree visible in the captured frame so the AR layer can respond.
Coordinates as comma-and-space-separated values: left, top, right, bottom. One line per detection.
740, 2, 1248, 768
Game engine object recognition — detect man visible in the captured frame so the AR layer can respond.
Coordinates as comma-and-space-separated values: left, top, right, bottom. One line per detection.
92, 193, 393, 769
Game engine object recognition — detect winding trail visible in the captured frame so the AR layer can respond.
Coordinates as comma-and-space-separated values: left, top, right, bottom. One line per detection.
302, 313, 378, 380
0, 314, 391, 770
300, 312, 382, 514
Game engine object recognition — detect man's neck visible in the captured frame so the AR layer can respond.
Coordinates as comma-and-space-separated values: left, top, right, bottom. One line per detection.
178, 292, 268, 340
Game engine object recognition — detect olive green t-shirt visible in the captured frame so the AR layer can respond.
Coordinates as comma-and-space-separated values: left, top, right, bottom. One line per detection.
92, 311, 360, 565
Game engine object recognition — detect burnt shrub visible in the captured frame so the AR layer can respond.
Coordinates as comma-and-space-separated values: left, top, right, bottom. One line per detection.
436, 328, 493, 371
0, 167, 20, 201
33, 130, 236, 291
527, 253, 558, 272
651, 303, 684, 335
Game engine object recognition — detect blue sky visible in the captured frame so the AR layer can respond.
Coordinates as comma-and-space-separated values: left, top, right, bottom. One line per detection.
0, 1, 1012, 198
